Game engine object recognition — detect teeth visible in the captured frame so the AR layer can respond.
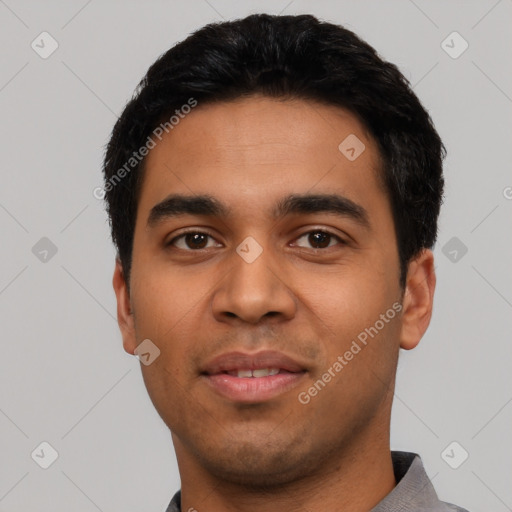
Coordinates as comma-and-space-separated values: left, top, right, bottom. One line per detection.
233, 368, 280, 378
253, 368, 279, 377
252, 368, 270, 378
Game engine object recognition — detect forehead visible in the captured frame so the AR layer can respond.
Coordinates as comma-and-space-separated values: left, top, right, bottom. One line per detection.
137, 96, 386, 221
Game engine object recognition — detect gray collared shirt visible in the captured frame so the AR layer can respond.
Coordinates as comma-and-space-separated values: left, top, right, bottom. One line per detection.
165, 451, 469, 511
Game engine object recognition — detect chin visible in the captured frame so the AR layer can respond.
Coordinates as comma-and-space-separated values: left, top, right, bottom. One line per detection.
203, 458, 302, 488
194, 437, 323, 489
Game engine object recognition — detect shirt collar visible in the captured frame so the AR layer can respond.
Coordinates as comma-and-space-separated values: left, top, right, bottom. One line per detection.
370, 451, 441, 511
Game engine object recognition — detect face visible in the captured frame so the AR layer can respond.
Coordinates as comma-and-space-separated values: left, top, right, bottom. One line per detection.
113, 96, 435, 487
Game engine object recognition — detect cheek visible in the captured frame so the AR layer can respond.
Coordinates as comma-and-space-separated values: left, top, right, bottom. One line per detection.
131, 262, 206, 339
130, 269, 199, 426
129, 266, 209, 406
299, 277, 401, 425
294, 262, 398, 340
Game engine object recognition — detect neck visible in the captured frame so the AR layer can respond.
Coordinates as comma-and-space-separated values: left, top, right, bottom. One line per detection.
174, 425, 396, 512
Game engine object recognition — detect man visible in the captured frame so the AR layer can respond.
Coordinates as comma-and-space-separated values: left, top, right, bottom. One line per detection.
103, 13, 469, 512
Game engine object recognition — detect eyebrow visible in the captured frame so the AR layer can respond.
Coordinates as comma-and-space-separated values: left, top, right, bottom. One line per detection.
146, 193, 370, 229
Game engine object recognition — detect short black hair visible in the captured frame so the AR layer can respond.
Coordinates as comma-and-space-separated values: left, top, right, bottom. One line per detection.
102, 13, 445, 288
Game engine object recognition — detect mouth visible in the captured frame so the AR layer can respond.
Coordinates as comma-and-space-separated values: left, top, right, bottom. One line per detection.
201, 351, 307, 403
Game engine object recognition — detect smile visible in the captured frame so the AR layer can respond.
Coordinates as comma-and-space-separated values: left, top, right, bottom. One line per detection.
201, 351, 308, 403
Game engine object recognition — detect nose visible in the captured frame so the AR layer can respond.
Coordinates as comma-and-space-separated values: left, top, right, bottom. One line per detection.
211, 238, 297, 325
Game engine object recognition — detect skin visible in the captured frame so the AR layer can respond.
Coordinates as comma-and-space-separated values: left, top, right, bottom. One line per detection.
113, 96, 436, 512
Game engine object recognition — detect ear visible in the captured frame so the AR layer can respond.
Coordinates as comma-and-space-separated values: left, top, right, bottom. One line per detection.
399, 249, 436, 350
112, 259, 137, 355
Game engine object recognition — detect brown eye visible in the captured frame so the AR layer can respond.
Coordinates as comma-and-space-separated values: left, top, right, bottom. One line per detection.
294, 230, 344, 249
169, 232, 220, 250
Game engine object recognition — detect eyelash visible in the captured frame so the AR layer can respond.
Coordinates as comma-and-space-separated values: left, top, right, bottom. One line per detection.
167, 229, 347, 251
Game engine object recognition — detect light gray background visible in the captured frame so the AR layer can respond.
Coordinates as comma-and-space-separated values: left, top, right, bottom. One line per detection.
1, 1, 511, 511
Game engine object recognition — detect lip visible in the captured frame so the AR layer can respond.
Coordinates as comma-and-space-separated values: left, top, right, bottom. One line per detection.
202, 350, 306, 375
201, 350, 307, 403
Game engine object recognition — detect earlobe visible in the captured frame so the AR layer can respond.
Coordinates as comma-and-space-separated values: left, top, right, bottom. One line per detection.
112, 259, 137, 355
399, 249, 436, 350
